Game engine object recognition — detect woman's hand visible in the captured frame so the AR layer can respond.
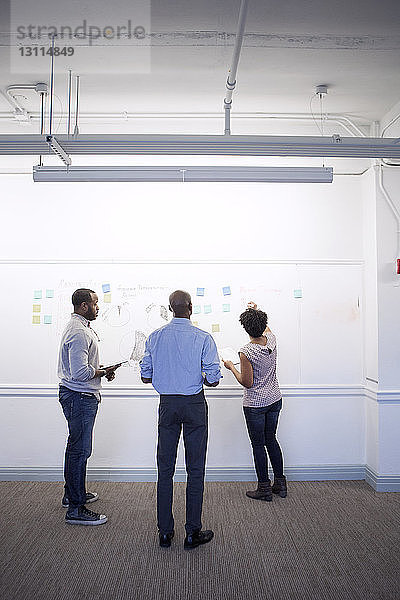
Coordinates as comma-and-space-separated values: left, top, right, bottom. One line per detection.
247, 301, 258, 310
223, 360, 234, 371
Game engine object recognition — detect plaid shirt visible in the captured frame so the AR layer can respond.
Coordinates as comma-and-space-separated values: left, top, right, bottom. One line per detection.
240, 332, 281, 407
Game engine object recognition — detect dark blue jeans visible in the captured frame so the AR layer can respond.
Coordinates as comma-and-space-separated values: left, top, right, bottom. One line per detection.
243, 398, 284, 482
59, 385, 98, 509
157, 390, 208, 535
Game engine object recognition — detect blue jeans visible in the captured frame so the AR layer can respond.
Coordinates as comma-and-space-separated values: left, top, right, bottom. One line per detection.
243, 399, 284, 482
59, 385, 99, 509
157, 390, 208, 535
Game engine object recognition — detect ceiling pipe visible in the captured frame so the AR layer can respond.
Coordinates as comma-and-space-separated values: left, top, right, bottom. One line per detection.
224, 0, 249, 134
0, 110, 369, 136
376, 164, 400, 258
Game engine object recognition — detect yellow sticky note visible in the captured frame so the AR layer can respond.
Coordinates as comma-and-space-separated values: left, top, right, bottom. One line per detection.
104, 293, 111, 303
33, 304, 41, 313
212, 324, 220, 333
192, 321, 199, 327
32, 315, 40, 324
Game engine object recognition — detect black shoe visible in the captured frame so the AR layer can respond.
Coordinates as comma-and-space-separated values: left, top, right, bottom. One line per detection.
184, 529, 214, 549
65, 505, 107, 526
246, 480, 273, 502
62, 492, 98, 508
272, 476, 288, 498
159, 531, 174, 548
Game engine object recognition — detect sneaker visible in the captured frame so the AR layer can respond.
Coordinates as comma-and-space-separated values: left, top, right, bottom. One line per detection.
62, 492, 99, 508
65, 505, 107, 526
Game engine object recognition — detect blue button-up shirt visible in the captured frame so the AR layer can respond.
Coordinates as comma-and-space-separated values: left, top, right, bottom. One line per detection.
140, 318, 221, 395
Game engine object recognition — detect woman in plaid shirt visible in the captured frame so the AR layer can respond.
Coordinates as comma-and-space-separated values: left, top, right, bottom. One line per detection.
223, 302, 287, 501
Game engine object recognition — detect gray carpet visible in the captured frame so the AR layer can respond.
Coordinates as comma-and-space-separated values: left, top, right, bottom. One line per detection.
0, 481, 399, 600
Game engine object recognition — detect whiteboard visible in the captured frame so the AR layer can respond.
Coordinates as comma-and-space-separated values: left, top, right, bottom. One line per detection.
0, 262, 363, 386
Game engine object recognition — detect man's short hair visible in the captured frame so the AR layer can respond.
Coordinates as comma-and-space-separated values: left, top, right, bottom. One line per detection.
72, 288, 95, 308
169, 290, 191, 315
239, 308, 268, 338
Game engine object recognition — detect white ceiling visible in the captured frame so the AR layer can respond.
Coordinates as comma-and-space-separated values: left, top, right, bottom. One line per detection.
0, 0, 400, 134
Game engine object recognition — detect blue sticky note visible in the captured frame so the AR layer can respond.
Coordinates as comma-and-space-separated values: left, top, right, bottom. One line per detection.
34, 290, 42, 299
44, 315, 52, 324
193, 305, 201, 314
46, 289, 54, 298
223, 303, 230, 312
102, 283, 111, 293
222, 286, 231, 296
204, 304, 212, 314
294, 289, 302, 299
196, 288, 205, 296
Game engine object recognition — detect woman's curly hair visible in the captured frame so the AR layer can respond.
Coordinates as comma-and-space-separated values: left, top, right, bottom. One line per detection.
239, 308, 268, 338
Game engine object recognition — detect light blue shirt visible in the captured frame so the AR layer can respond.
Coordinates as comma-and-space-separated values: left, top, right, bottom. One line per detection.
140, 317, 222, 395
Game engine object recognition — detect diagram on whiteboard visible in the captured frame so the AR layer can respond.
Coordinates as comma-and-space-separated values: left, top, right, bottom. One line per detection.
21, 262, 362, 386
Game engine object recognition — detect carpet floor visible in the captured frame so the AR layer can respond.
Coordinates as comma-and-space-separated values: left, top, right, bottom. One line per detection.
0, 480, 399, 600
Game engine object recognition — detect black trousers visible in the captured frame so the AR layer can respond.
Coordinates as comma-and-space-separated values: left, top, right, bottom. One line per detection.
157, 390, 208, 535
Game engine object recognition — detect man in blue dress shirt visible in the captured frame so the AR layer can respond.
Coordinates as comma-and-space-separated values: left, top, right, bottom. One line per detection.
140, 289, 221, 549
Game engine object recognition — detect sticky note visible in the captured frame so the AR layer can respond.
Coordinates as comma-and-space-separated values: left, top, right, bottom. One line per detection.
222, 304, 230, 312
223, 286, 231, 296
46, 289, 54, 298
33, 304, 41, 313
204, 304, 212, 314
192, 321, 199, 327
32, 315, 40, 324
44, 315, 52, 324
102, 283, 111, 293
294, 289, 302, 299
212, 324, 220, 333
34, 290, 42, 299
196, 288, 205, 296
104, 293, 112, 303
193, 305, 201, 314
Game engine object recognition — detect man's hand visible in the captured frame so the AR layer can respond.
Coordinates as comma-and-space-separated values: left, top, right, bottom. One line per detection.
105, 368, 116, 382
247, 301, 257, 310
204, 377, 219, 387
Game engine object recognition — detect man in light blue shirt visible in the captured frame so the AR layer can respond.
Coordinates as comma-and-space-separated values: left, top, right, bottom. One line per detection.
140, 290, 221, 549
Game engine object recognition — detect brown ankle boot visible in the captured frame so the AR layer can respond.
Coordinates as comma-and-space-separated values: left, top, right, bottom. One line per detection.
246, 480, 272, 502
272, 476, 287, 498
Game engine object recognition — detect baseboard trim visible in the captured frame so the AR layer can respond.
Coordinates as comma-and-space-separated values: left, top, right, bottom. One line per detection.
365, 466, 400, 492
0, 464, 381, 485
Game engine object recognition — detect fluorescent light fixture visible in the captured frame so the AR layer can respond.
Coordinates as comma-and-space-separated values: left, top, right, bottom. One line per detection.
33, 165, 333, 183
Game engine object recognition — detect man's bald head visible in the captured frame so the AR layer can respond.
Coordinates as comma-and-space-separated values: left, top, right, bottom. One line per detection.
169, 290, 192, 318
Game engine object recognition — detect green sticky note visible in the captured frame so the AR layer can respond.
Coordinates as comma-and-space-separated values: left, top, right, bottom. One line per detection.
33, 304, 41, 313
34, 290, 42, 299
46, 289, 54, 298
222, 304, 230, 312
294, 289, 302, 299
44, 315, 52, 324
193, 305, 201, 314
204, 305, 212, 314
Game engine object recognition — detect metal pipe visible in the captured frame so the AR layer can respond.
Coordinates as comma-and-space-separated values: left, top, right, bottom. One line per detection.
224, 0, 249, 134
39, 91, 45, 166
49, 36, 55, 135
74, 75, 80, 136
67, 70, 72, 136
377, 164, 400, 257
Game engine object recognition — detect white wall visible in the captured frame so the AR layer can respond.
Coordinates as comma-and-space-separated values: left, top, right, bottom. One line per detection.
0, 159, 369, 480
